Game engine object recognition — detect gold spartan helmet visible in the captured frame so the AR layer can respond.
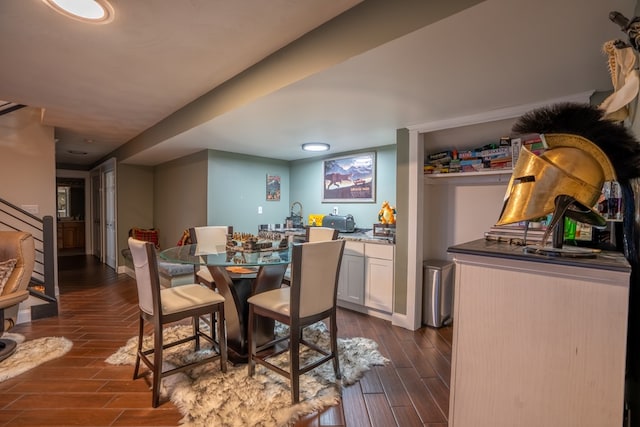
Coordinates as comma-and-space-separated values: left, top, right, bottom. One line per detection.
496, 133, 616, 227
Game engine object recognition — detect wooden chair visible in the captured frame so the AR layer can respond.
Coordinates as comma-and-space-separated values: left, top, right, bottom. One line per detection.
189, 226, 232, 288
247, 239, 345, 403
128, 237, 227, 407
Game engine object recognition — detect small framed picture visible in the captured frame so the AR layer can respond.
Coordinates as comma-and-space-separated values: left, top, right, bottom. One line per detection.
266, 175, 281, 201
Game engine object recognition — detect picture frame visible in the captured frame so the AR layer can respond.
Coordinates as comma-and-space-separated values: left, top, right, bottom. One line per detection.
266, 175, 280, 201
323, 152, 375, 202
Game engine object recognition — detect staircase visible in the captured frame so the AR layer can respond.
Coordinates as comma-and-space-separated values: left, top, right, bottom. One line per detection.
0, 197, 58, 320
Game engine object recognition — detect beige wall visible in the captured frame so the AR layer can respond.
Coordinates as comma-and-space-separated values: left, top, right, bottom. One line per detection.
0, 107, 56, 219
153, 151, 208, 249
117, 164, 155, 264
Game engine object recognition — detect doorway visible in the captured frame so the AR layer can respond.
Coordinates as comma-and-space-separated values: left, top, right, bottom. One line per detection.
56, 176, 87, 256
90, 159, 117, 271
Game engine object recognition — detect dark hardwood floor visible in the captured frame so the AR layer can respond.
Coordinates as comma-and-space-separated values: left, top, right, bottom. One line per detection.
0, 255, 452, 426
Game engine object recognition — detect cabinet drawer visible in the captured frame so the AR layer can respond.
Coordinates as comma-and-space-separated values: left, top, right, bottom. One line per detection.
365, 243, 394, 260
344, 241, 364, 256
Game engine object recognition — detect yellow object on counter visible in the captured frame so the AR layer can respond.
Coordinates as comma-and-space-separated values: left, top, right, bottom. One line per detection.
308, 214, 325, 226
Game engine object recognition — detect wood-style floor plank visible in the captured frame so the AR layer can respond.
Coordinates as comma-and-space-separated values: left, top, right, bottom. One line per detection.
0, 255, 452, 426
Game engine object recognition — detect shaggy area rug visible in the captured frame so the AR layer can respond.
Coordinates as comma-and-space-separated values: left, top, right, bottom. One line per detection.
0, 333, 73, 382
106, 322, 388, 427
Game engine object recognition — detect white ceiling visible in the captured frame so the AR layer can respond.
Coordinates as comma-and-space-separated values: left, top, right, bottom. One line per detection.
0, 0, 636, 168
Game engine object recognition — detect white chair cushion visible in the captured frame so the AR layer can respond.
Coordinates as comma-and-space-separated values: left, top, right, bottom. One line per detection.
247, 287, 290, 315
197, 266, 214, 283
160, 284, 224, 315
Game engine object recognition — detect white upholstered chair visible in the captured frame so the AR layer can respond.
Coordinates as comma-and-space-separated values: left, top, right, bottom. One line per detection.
128, 237, 227, 407
247, 239, 345, 403
189, 226, 232, 288
305, 226, 339, 242
282, 226, 338, 286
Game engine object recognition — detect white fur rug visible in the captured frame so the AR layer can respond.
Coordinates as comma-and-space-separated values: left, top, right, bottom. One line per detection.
0, 333, 73, 382
106, 322, 388, 426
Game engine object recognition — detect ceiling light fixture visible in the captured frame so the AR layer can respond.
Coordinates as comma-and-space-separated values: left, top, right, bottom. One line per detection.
43, 0, 114, 24
301, 142, 330, 152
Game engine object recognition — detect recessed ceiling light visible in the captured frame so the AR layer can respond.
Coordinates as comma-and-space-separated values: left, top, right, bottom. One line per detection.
43, 0, 114, 24
302, 143, 330, 152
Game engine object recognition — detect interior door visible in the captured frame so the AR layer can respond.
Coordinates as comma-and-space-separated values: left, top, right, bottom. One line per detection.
91, 171, 102, 260
104, 169, 116, 269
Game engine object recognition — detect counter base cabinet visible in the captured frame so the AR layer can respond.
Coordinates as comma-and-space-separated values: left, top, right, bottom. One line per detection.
364, 244, 394, 312
449, 253, 629, 427
337, 241, 394, 320
337, 249, 365, 305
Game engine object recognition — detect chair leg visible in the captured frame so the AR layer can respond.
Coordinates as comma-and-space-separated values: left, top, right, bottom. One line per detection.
331, 312, 341, 380
218, 304, 227, 373
247, 305, 256, 376
151, 323, 163, 408
133, 315, 144, 380
291, 324, 300, 404
193, 315, 201, 351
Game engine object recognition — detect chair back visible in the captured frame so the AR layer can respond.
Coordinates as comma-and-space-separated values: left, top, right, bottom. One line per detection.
0, 231, 34, 297
128, 237, 161, 316
306, 227, 338, 242
190, 226, 231, 253
0, 231, 34, 328
290, 240, 345, 318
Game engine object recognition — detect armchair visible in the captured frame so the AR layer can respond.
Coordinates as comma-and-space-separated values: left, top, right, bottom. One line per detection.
0, 231, 35, 362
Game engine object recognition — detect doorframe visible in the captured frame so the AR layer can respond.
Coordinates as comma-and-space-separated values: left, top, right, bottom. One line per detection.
90, 158, 117, 269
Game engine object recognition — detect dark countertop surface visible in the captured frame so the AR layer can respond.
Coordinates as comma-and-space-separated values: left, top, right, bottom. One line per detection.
267, 227, 394, 244
448, 238, 631, 273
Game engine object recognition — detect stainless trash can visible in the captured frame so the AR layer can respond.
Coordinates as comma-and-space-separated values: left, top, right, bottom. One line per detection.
422, 259, 454, 327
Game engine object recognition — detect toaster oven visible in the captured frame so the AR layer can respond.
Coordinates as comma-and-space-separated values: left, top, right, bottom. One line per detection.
321, 214, 355, 233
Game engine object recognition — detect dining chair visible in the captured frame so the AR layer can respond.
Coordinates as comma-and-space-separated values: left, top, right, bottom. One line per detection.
189, 225, 232, 288
305, 226, 339, 242
283, 226, 338, 286
128, 237, 227, 407
247, 239, 345, 403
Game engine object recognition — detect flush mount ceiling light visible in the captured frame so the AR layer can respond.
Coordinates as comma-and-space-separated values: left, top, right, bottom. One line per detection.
43, 0, 114, 24
301, 142, 330, 152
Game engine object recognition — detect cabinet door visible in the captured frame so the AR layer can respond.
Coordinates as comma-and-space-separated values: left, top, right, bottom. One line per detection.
365, 256, 393, 312
337, 253, 364, 305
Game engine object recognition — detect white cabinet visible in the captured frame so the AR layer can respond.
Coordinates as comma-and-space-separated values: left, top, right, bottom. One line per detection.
337, 241, 364, 305
364, 243, 394, 312
448, 244, 630, 427
337, 240, 394, 319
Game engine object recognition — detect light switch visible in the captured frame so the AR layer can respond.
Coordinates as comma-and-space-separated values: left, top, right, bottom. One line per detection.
258, 206, 263, 214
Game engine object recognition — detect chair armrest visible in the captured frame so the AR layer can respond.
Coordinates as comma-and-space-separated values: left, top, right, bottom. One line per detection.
0, 290, 29, 309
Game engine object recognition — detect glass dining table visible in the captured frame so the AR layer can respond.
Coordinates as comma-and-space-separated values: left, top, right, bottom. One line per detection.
160, 241, 291, 364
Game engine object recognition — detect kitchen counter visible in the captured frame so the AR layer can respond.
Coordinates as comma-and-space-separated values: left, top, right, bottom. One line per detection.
448, 238, 630, 273
338, 229, 394, 244
261, 227, 394, 245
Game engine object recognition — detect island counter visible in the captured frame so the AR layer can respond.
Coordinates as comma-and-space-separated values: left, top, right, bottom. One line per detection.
447, 239, 630, 427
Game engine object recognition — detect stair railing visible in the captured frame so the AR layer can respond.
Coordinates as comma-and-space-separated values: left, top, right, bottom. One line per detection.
0, 197, 58, 319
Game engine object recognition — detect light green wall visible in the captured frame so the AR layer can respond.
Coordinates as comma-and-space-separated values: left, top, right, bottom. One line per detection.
289, 145, 396, 228
207, 150, 290, 233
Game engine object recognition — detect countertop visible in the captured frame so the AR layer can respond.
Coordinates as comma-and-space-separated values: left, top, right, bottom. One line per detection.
268, 227, 394, 245
448, 238, 630, 273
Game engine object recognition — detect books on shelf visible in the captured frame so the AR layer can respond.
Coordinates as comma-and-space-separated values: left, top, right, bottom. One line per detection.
424, 133, 550, 175
484, 224, 549, 244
